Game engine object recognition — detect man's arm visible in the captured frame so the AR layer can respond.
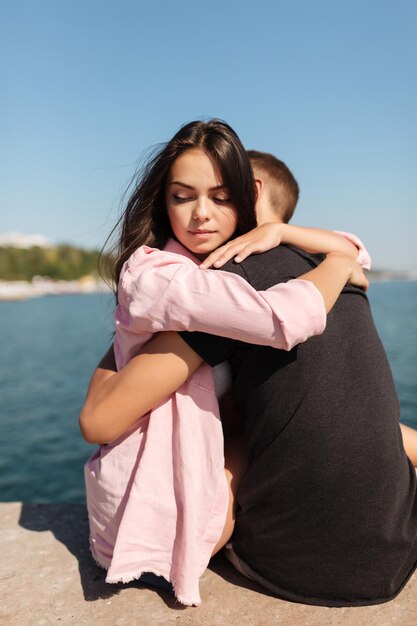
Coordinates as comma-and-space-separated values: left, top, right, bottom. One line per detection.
79, 333, 203, 445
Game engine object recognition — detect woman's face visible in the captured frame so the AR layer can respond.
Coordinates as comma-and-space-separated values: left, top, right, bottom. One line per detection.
165, 148, 237, 259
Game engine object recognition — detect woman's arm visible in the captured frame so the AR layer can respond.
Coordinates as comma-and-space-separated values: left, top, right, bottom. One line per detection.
117, 246, 368, 367
80, 253, 365, 444
297, 251, 365, 313
79, 333, 202, 444
199, 224, 371, 269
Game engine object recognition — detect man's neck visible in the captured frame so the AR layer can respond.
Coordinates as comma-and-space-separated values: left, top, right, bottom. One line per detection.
257, 214, 284, 226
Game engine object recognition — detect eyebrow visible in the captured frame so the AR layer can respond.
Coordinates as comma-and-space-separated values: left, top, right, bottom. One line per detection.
170, 181, 227, 191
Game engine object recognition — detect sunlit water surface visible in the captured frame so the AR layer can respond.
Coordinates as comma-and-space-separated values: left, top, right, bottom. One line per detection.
0, 283, 416, 503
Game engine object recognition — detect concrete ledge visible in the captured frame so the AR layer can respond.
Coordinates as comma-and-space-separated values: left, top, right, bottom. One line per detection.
1, 502, 417, 625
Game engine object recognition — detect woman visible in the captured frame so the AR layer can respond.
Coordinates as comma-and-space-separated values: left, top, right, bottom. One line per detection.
80, 119, 368, 605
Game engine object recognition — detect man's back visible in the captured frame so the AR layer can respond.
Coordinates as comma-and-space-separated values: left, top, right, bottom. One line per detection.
183, 245, 417, 606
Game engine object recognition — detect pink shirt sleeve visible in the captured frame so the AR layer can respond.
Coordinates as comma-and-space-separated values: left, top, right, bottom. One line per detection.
115, 246, 326, 364
336, 231, 372, 270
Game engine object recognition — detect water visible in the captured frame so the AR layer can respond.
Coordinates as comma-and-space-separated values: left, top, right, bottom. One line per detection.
0, 283, 416, 504
367, 282, 417, 429
0, 293, 115, 503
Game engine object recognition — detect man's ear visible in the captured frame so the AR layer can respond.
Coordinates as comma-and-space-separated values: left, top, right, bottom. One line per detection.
254, 177, 265, 201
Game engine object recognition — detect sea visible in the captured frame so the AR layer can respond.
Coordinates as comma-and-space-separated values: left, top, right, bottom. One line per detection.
1, 282, 416, 504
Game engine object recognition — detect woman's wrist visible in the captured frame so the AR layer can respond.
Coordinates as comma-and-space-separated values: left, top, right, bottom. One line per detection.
298, 252, 354, 314
324, 252, 352, 283
277, 223, 290, 244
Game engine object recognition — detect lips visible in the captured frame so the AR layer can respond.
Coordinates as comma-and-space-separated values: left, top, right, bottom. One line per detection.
188, 230, 216, 235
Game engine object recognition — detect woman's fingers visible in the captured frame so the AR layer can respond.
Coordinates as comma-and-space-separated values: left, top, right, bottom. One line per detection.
200, 243, 263, 269
199, 224, 283, 269
233, 244, 261, 263
199, 241, 244, 269
346, 261, 369, 291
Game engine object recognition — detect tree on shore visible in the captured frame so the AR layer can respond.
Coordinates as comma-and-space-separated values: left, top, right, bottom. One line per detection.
0, 245, 113, 282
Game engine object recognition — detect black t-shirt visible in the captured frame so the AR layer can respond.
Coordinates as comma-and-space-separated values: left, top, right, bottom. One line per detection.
181, 245, 417, 607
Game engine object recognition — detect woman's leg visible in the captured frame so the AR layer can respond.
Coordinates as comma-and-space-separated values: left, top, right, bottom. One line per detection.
400, 423, 417, 467
211, 432, 248, 556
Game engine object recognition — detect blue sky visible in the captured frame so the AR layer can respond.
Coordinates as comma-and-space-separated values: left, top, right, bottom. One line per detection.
1, 0, 416, 270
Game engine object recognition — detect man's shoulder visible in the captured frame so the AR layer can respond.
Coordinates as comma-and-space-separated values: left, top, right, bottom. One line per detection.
222, 245, 322, 289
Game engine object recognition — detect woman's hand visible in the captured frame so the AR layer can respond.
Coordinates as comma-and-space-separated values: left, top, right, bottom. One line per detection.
344, 256, 369, 291
326, 252, 369, 291
298, 251, 368, 316
199, 223, 284, 269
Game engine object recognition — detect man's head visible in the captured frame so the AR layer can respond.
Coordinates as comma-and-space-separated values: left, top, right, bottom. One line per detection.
248, 150, 299, 225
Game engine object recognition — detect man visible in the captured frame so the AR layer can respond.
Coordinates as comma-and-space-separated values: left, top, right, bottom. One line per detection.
178, 152, 417, 606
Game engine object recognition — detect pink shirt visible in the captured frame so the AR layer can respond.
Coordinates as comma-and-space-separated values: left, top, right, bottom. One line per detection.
84, 235, 370, 606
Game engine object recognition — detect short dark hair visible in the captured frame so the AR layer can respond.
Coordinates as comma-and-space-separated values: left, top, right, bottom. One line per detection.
247, 150, 299, 223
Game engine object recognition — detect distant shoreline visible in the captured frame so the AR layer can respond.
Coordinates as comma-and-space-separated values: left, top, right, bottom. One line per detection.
0, 277, 112, 301
368, 270, 417, 283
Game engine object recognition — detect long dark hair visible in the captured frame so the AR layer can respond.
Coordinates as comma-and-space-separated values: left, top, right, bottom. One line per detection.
105, 119, 257, 287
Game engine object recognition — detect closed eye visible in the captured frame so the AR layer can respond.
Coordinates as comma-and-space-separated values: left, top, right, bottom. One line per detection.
213, 197, 231, 204
172, 194, 194, 203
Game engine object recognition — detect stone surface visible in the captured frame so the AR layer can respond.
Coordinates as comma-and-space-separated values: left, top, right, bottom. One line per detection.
1, 502, 417, 625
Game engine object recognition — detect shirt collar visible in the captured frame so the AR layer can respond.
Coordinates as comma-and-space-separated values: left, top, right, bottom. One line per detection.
164, 238, 200, 265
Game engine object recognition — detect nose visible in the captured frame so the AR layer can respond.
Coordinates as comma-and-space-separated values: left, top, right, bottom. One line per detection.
192, 195, 211, 222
